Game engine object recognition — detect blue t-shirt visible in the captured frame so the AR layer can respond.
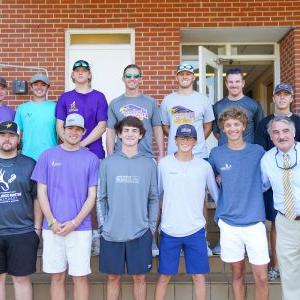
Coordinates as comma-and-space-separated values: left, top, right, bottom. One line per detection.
15, 100, 57, 161
209, 143, 265, 226
213, 96, 264, 145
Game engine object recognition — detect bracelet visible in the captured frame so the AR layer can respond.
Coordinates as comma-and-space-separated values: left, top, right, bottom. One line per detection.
34, 227, 42, 231
48, 218, 57, 228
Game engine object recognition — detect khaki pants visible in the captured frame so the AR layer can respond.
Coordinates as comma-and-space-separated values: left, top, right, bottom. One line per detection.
276, 213, 300, 300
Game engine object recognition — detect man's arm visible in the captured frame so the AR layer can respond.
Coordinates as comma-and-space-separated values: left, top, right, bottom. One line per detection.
148, 162, 159, 233
153, 126, 165, 160
59, 186, 97, 236
56, 119, 65, 142
34, 199, 43, 236
37, 183, 62, 234
106, 128, 116, 156
162, 125, 169, 137
203, 121, 213, 139
206, 164, 219, 204
80, 121, 106, 147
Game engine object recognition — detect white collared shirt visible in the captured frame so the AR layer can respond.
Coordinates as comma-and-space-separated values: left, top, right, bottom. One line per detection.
261, 142, 300, 214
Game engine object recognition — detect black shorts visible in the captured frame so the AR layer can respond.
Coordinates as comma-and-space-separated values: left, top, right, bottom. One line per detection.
99, 229, 153, 275
0, 231, 39, 276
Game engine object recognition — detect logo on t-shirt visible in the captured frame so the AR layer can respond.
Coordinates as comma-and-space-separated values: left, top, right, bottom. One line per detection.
169, 106, 195, 125
0, 169, 16, 192
51, 161, 62, 167
220, 163, 232, 171
69, 101, 78, 113
115, 175, 139, 184
25, 112, 32, 118
119, 104, 149, 120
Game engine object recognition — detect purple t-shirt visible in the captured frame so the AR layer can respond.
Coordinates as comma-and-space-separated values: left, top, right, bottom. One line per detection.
0, 104, 15, 122
31, 145, 99, 231
55, 89, 108, 159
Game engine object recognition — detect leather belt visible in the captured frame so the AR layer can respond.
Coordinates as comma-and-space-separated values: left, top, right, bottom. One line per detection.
278, 211, 300, 221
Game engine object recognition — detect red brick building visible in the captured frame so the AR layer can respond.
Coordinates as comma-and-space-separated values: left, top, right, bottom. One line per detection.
1, 0, 300, 113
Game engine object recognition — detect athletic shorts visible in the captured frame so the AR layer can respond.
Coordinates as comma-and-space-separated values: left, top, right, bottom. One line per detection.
42, 230, 92, 276
218, 219, 270, 265
0, 231, 39, 276
264, 188, 278, 222
99, 229, 153, 275
158, 228, 210, 275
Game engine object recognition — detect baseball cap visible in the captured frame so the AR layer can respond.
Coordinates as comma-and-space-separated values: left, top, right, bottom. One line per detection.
175, 124, 197, 140
177, 64, 194, 74
72, 60, 90, 71
273, 82, 293, 95
30, 73, 50, 85
0, 121, 19, 136
0, 77, 7, 88
64, 113, 85, 129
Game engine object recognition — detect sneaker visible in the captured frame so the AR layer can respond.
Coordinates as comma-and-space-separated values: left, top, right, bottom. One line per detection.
207, 245, 213, 257
91, 229, 100, 256
152, 239, 159, 257
268, 267, 280, 281
212, 243, 221, 255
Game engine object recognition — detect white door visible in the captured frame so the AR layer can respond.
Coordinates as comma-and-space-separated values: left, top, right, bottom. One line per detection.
198, 46, 224, 151
67, 44, 132, 104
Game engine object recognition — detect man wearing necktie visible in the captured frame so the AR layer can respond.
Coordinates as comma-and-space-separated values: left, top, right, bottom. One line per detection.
261, 116, 300, 300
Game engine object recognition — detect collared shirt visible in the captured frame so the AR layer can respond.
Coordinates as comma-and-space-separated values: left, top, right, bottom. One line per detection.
261, 142, 300, 214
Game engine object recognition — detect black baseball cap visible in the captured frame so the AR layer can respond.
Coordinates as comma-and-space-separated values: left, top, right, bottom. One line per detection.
0, 121, 19, 136
0, 77, 7, 88
72, 60, 90, 71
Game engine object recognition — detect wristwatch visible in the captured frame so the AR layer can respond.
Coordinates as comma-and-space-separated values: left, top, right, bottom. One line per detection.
48, 218, 57, 228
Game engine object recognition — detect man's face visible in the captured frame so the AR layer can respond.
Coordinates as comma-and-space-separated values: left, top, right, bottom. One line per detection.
63, 126, 85, 146
0, 85, 7, 101
175, 136, 197, 153
118, 126, 142, 147
222, 118, 245, 142
270, 121, 295, 153
0, 132, 19, 153
31, 81, 49, 99
273, 90, 293, 112
225, 73, 245, 98
122, 67, 141, 91
176, 71, 195, 89
71, 67, 91, 84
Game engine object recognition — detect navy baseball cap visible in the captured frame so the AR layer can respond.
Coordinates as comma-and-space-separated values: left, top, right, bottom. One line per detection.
72, 60, 90, 71
175, 124, 197, 140
273, 82, 293, 95
0, 121, 19, 136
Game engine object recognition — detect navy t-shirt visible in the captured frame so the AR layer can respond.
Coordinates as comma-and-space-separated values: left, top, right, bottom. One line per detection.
209, 143, 265, 226
0, 155, 36, 235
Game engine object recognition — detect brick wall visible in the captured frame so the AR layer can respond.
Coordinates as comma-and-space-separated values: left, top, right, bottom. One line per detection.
1, 0, 300, 108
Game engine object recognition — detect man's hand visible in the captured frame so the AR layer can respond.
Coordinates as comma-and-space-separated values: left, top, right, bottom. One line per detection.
57, 220, 77, 236
51, 222, 63, 235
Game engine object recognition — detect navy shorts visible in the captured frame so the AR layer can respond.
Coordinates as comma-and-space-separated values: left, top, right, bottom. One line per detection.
0, 231, 39, 276
158, 228, 210, 275
99, 229, 153, 275
264, 188, 277, 222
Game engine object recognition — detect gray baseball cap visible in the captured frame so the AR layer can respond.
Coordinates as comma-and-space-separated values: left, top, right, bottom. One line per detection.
64, 113, 85, 129
30, 73, 50, 85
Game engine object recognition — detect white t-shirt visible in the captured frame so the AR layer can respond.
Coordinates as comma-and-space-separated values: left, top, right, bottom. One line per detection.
158, 154, 219, 237
160, 91, 215, 158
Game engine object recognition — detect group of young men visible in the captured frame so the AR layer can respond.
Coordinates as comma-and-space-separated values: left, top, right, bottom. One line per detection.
0, 60, 299, 300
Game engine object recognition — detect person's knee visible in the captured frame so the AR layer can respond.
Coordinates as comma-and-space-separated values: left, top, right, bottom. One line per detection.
255, 272, 268, 287
72, 275, 88, 284
107, 274, 121, 285
0, 273, 6, 284
157, 274, 171, 285
11, 275, 31, 285
132, 274, 146, 285
231, 264, 245, 281
51, 272, 66, 285
192, 274, 205, 285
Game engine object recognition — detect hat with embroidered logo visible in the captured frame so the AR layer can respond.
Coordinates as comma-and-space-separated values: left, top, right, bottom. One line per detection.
273, 82, 293, 95
175, 124, 197, 140
64, 113, 85, 129
0, 121, 19, 136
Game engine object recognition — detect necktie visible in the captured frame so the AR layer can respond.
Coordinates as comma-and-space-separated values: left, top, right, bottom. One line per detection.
282, 154, 297, 220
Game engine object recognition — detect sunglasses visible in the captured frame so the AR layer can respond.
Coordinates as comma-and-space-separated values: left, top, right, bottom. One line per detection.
124, 73, 141, 79
177, 64, 194, 71
73, 61, 90, 69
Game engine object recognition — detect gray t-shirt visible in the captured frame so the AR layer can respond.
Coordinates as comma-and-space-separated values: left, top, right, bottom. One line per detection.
107, 94, 162, 157
213, 96, 264, 145
0, 155, 37, 235
160, 91, 215, 158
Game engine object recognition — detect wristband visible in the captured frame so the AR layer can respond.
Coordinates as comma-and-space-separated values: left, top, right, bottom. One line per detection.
48, 218, 57, 228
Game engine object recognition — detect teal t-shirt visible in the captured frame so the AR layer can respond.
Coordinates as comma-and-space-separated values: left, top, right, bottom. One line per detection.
15, 100, 57, 161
